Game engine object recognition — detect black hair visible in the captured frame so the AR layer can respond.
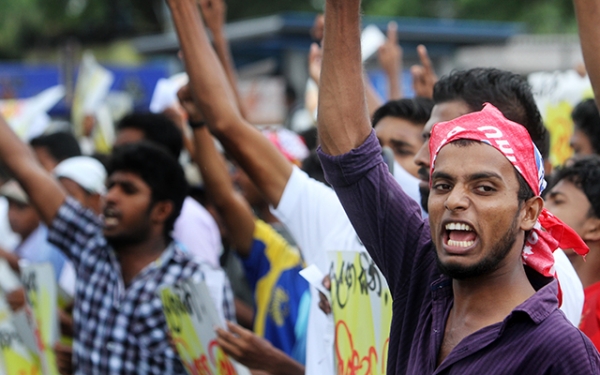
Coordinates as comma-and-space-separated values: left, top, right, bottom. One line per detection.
29, 132, 81, 163
372, 97, 434, 128
107, 141, 188, 240
117, 113, 183, 160
433, 68, 549, 160
571, 98, 600, 154
551, 155, 600, 218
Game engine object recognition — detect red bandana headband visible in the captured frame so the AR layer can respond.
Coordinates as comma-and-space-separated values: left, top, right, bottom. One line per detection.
429, 103, 588, 289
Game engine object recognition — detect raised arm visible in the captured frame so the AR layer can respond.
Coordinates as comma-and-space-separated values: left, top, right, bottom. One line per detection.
0, 115, 65, 225
166, 0, 292, 207
317, 0, 372, 156
178, 85, 255, 256
198, 0, 248, 119
378, 21, 403, 100
573, 0, 600, 105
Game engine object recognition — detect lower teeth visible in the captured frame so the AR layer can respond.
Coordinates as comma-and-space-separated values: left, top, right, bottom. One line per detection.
448, 239, 474, 248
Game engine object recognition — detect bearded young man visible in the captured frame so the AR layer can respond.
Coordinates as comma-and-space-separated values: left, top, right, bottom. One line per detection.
315, 0, 600, 373
0, 114, 234, 374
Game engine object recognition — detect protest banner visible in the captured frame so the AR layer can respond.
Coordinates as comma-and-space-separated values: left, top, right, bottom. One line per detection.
528, 70, 594, 166
159, 280, 250, 375
71, 51, 115, 153
0, 85, 65, 141
20, 263, 59, 375
0, 292, 42, 375
327, 251, 392, 375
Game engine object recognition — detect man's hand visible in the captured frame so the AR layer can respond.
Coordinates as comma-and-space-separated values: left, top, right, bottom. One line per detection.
411, 45, 437, 99
6, 288, 26, 311
54, 342, 74, 375
216, 321, 276, 370
378, 22, 402, 76
198, 0, 227, 36
308, 43, 323, 85
177, 84, 205, 123
318, 274, 332, 315
216, 321, 304, 375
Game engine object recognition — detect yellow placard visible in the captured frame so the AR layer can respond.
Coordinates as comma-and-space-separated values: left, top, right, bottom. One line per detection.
159, 281, 248, 375
328, 251, 392, 375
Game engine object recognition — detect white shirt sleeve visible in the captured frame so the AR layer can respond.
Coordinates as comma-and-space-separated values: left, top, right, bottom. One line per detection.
172, 197, 222, 268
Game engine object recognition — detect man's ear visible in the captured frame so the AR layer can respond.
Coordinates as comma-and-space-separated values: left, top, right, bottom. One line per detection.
581, 216, 600, 243
520, 196, 544, 231
150, 201, 174, 225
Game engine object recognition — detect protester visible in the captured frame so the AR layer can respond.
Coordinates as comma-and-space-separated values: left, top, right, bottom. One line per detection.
54, 156, 106, 216
29, 132, 82, 172
114, 112, 223, 268
571, 98, 600, 156
545, 156, 600, 350
0, 113, 234, 374
410, 67, 585, 325
0, 180, 67, 280
315, 1, 599, 373
181, 99, 309, 364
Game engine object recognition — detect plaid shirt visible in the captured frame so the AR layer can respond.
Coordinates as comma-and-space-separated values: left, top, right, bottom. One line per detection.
48, 197, 235, 374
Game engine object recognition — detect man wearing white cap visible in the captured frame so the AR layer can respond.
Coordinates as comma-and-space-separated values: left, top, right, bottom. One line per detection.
54, 156, 106, 216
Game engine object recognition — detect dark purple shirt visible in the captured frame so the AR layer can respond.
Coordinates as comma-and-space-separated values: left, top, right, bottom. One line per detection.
318, 130, 600, 374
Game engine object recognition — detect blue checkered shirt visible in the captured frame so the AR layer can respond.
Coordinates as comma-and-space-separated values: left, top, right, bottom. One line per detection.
48, 197, 235, 374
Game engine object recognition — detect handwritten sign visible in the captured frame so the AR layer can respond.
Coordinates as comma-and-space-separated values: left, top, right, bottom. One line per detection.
0, 292, 42, 375
159, 280, 250, 375
328, 251, 392, 375
20, 264, 59, 375
529, 70, 594, 166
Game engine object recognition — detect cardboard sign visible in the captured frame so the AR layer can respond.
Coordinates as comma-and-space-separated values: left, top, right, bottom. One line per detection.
159, 280, 250, 375
0, 292, 42, 375
20, 264, 59, 375
328, 251, 392, 375
528, 70, 594, 166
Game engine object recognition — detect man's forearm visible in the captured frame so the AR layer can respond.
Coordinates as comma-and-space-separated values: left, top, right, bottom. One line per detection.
212, 31, 248, 119
168, 0, 240, 131
573, 0, 600, 105
0, 115, 65, 225
265, 349, 305, 375
168, 0, 292, 207
318, 0, 372, 156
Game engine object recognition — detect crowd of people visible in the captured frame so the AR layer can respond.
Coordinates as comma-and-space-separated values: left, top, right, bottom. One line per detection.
1, 0, 600, 373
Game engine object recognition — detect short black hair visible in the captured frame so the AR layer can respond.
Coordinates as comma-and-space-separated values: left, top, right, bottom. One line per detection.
29, 132, 81, 163
107, 141, 188, 239
571, 98, 600, 154
117, 113, 183, 159
433, 68, 549, 159
372, 97, 434, 127
551, 155, 600, 218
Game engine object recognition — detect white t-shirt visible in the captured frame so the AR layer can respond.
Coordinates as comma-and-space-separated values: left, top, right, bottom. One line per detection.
273, 167, 366, 375
553, 248, 584, 326
173, 197, 222, 268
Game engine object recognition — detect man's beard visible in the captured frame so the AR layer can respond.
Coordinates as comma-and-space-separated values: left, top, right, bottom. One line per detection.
419, 185, 430, 213
435, 212, 520, 280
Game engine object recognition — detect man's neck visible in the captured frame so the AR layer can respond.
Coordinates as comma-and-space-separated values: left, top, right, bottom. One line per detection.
438, 264, 535, 366
114, 236, 168, 286
574, 242, 600, 289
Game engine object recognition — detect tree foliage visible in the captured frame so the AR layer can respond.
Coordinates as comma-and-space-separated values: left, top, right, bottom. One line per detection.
0, 0, 579, 58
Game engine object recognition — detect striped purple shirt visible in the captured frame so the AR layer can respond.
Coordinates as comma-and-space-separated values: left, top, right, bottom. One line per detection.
318, 130, 600, 374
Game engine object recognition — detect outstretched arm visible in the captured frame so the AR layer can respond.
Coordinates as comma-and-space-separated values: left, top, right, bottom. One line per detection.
0, 115, 65, 225
573, 0, 600, 105
378, 21, 403, 100
179, 85, 255, 256
317, 0, 372, 156
199, 0, 248, 119
167, 0, 292, 207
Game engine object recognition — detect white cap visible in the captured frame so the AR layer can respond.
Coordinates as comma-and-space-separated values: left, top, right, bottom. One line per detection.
54, 156, 107, 195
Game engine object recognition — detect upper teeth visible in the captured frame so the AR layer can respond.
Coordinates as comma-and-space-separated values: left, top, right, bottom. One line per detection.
445, 223, 473, 231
